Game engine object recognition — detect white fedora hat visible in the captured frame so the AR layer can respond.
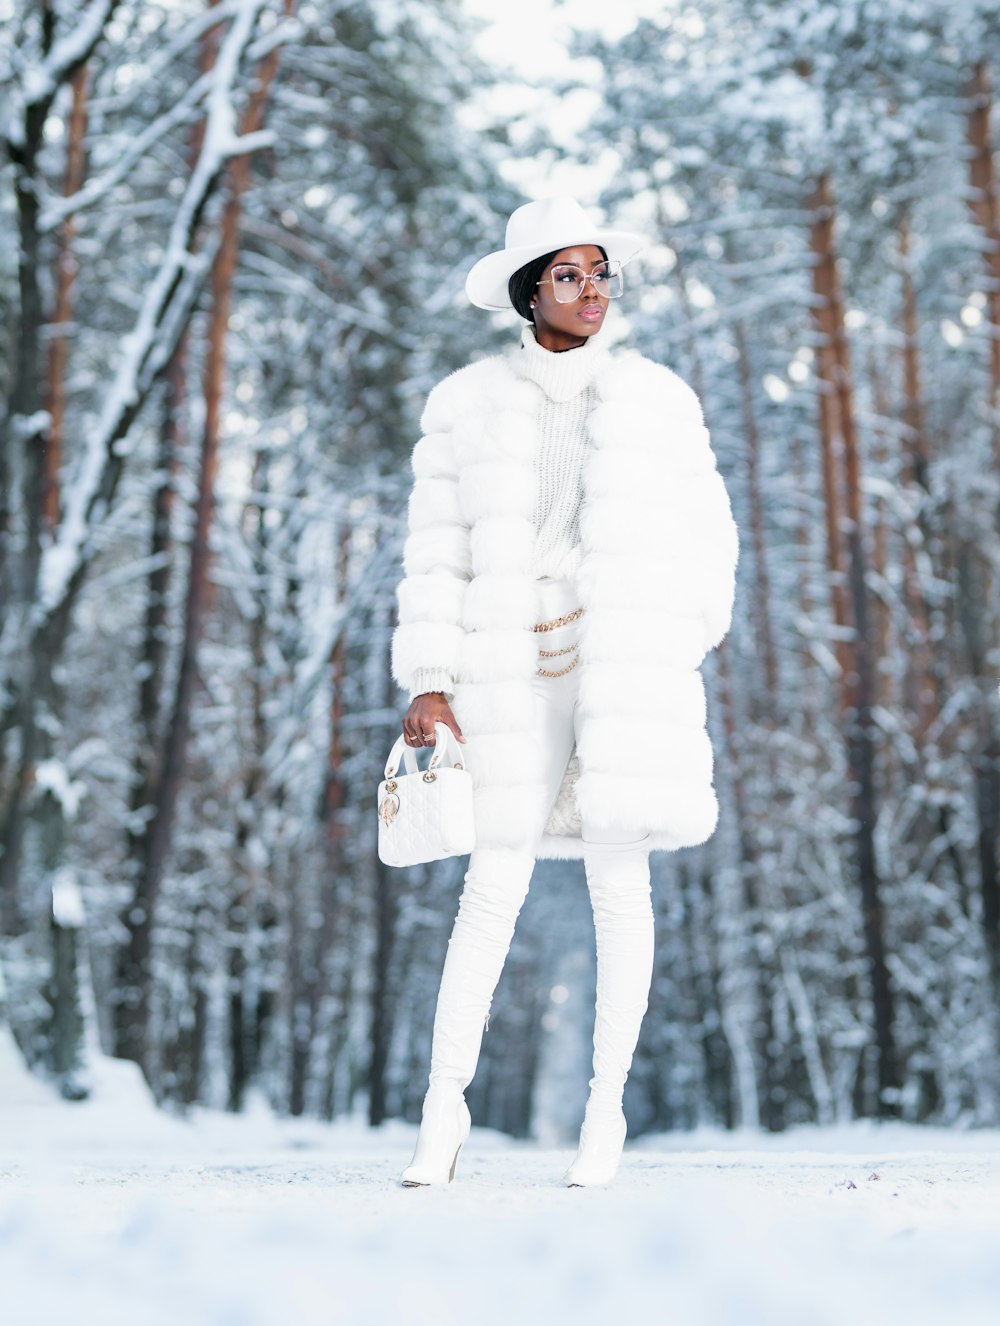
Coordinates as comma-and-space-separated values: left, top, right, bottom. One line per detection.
465, 196, 647, 311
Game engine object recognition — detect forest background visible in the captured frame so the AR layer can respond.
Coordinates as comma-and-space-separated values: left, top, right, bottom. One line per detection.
2, 0, 1000, 1144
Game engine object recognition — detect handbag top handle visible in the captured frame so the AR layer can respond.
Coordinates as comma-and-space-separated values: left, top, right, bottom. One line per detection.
384, 721, 466, 780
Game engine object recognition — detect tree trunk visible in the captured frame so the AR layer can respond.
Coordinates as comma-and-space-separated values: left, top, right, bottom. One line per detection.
808, 175, 850, 678
898, 217, 931, 492
967, 61, 1000, 460
715, 641, 786, 1128
955, 544, 1000, 997
0, 66, 61, 931
733, 317, 779, 706
115, 10, 290, 1070
0, 6, 267, 941
128, 351, 184, 834
43, 64, 89, 532
896, 215, 941, 739
113, 266, 228, 1065
48, 880, 86, 1096
319, 521, 353, 1115
6, 106, 52, 611
963, 62, 1000, 1011
865, 346, 893, 709
808, 172, 900, 1117
369, 857, 397, 1127
228, 451, 270, 1112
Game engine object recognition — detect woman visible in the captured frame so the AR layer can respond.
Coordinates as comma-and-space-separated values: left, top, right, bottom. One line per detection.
390, 197, 738, 1187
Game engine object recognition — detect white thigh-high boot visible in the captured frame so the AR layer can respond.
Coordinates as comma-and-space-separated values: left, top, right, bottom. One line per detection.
565, 835, 654, 1188
401, 845, 536, 1187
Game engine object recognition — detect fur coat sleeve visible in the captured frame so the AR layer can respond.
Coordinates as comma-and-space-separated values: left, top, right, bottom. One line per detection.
389, 372, 474, 703
683, 393, 738, 654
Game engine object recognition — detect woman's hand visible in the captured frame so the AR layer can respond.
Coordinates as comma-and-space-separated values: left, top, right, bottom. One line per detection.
403, 693, 466, 748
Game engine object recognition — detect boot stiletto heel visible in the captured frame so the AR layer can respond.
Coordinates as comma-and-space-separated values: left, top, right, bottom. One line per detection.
564, 1103, 628, 1187
400, 1089, 472, 1187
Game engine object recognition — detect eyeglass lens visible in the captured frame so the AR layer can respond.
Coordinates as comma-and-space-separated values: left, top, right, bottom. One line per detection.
549, 261, 624, 302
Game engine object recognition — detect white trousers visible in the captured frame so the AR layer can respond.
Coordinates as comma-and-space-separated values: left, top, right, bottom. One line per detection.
426, 577, 655, 1117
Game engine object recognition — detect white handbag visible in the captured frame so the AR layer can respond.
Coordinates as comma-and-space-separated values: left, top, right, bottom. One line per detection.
377, 721, 475, 867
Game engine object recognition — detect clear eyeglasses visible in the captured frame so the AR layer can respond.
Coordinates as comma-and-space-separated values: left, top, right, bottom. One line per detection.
536, 260, 624, 303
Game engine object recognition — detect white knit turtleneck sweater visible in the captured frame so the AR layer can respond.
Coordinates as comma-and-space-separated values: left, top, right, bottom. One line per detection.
518, 322, 604, 584
409, 324, 606, 703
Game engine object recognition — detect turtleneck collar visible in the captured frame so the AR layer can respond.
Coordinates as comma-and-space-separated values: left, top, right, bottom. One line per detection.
513, 323, 609, 403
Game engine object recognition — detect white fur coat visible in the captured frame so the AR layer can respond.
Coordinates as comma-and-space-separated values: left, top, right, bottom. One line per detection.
390, 337, 739, 859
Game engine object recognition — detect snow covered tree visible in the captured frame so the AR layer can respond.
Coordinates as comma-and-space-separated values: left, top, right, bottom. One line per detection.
583, 0, 1000, 1127
0, 0, 517, 1115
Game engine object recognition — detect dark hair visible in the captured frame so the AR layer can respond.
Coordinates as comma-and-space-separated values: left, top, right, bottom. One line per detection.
507, 245, 609, 322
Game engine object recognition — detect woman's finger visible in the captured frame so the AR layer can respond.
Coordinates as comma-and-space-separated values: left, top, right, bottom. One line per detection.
402, 715, 422, 747
409, 708, 435, 745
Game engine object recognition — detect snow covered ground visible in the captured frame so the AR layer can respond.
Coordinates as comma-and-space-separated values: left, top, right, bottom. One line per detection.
3, 1046, 1000, 1326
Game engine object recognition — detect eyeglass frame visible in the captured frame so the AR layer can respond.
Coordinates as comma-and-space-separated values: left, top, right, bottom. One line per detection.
535, 259, 625, 303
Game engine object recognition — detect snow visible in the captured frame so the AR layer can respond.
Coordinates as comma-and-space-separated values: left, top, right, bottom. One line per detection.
33, 760, 85, 820
0, 1028, 51, 1107
3, 1066, 1000, 1326
6, 0, 115, 147
8, 410, 52, 440
50, 868, 85, 928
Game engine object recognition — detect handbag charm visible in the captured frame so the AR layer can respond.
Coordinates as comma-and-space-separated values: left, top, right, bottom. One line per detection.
378, 785, 400, 825
376, 721, 476, 867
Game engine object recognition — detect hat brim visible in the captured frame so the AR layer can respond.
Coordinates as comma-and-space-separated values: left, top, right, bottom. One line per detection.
464, 228, 648, 312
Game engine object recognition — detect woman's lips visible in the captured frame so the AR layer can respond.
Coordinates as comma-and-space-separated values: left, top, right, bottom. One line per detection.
579, 306, 603, 322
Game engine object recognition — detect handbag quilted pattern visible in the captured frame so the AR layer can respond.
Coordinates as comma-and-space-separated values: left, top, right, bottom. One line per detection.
377, 722, 475, 867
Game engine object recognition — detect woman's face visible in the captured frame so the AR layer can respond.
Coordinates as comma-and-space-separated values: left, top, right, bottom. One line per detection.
531, 244, 610, 350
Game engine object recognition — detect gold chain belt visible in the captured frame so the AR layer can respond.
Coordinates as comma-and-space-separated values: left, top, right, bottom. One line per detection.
531, 605, 584, 633
537, 654, 580, 678
533, 605, 583, 677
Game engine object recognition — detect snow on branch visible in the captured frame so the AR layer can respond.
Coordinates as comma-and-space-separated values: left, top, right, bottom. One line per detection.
5, 0, 116, 148
121, 0, 247, 92
202, 1, 271, 158
51, 868, 86, 929
39, 69, 217, 233
35, 760, 86, 821
246, 17, 304, 63
35, 0, 271, 621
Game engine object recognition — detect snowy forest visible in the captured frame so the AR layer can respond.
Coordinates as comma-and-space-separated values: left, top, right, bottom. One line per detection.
3, 0, 1000, 1143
